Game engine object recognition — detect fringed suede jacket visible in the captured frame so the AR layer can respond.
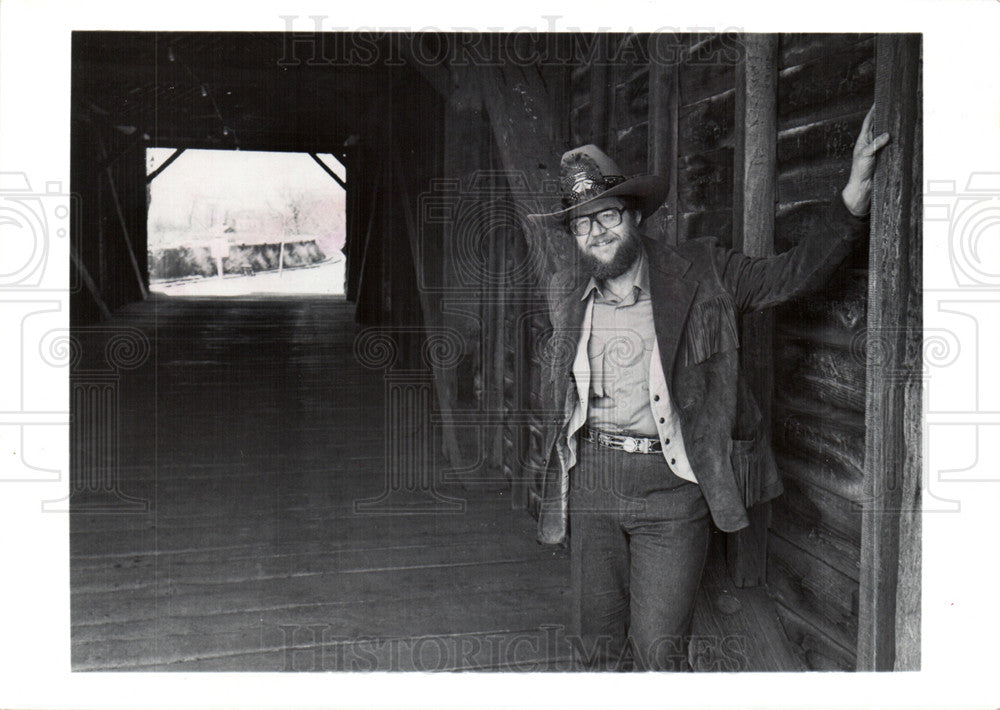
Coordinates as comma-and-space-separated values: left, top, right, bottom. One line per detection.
537, 193, 869, 545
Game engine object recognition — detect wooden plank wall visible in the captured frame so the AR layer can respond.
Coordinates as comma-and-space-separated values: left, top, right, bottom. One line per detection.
439, 64, 490, 466
501, 53, 572, 513
352, 65, 443, 358
768, 34, 875, 670
70, 115, 150, 327
568, 33, 739, 241
565, 33, 881, 670
858, 34, 922, 672
471, 39, 572, 513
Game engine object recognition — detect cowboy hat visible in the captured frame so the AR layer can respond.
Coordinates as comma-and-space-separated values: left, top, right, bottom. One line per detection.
528, 144, 669, 222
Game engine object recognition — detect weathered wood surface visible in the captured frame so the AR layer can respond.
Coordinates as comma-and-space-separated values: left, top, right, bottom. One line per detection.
777, 111, 869, 166
775, 341, 866, 413
773, 267, 866, 332
72, 119, 149, 325
677, 147, 734, 215
769, 32, 877, 670
774, 318, 859, 351
71, 295, 813, 672
772, 456, 863, 546
773, 602, 856, 671
678, 90, 736, 154
857, 33, 922, 673
767, 535, 859, 654
70, 296, 570, 671
779, 34, 872, 69
893, 51, 923, 672
615, 121, 649, 175
777, 161, 854, 206
728, 34, 777, 588
677, 209, 733, 245
679, 34, 740, 106
772, 399, 866, 481
768, 508, 861, 582
690, 533, 807, 671
778, 38, 876, 128
587, 34, 611, 147
614, 65, 650, 128
647, 32, 679, 244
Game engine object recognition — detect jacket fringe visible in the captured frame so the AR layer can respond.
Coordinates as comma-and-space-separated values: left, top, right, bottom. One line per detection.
683, 294, 740, 365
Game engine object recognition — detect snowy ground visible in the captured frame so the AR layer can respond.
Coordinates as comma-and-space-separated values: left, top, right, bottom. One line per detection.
150, 258, 346, 297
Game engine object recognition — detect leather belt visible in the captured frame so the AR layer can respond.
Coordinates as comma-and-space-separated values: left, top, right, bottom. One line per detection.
581, 427, 662, 454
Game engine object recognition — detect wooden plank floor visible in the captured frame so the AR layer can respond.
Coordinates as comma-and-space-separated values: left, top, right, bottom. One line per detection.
70, 294, 803, 672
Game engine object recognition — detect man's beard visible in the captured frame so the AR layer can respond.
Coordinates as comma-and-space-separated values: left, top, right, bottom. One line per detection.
579, 229, 642, 281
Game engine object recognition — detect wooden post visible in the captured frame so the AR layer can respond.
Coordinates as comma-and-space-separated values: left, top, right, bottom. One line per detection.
478, 53, 571, 278
278, 240, 285, 277
589, 35, 611, 148
647, 33, 680, 245
476, 38, 570, 502
728, 33, 778, 588
353, 167, 380, 314
856, 33, 922, 672
393, 158, 462, 466
344, 138, 363, 301
96, 129, 149, 300
439, 63, 490, 468
353, 88, 392, 325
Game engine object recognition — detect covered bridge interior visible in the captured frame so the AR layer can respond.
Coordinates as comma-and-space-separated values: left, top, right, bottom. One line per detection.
70, 31, 921, 671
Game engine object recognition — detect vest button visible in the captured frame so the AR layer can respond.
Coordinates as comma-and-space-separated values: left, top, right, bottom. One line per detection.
659, 417, 665, 424
670, 458, 676, 465
664, 438, 670, 445
653, 394, 660, 402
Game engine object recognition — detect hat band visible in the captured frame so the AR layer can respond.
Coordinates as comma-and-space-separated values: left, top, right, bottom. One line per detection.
560, 174, 626, 209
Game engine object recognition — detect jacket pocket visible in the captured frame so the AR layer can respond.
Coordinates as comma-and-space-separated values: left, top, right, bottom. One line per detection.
729, 435, 781, 508
682, 293, 739, 366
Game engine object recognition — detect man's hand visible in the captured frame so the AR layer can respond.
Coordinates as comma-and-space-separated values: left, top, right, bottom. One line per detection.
841, 104, 891, 217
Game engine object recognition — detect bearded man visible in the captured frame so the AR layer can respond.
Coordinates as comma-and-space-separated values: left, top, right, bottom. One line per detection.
530, 106, 889, 671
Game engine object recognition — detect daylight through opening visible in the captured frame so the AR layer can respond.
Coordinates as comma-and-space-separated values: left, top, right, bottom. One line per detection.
146, 148, 346, 297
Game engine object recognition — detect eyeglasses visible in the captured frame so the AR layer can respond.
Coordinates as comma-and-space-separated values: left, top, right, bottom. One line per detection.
568, 207, 625, 237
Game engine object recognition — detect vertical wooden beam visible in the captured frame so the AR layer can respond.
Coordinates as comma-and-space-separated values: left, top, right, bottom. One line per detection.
381, 80, 394, 324
96, 130, 149, 300
857, 33, 922, 672
647, 33, 680, 245
728, 33, 778, 588
477, 40, 570, 500
478, 58, 571, 279
344, 138, 363, 301
352, 168, 381, 320
353, 81, 393, 326
893, 49, 923, 672
393, 157, 462, 466
589, 35, 611, 148
440, 64, 489, 438
489, 156, 507, 474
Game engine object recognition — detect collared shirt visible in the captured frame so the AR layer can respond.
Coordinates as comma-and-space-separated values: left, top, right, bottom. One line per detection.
583, 252, 659, 437
563, 251, 698, 484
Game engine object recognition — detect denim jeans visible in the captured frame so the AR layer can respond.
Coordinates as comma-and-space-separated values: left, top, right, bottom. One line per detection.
569, 437, 710, 671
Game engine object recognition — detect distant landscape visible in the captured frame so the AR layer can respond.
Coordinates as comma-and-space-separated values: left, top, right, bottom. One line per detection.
146, 148, 346, 295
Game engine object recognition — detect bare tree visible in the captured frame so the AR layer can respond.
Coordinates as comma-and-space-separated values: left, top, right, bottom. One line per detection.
266, 185, 334, 238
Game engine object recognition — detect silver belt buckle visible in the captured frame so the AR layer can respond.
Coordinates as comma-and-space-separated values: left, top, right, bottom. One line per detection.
622, 436, 638, 453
